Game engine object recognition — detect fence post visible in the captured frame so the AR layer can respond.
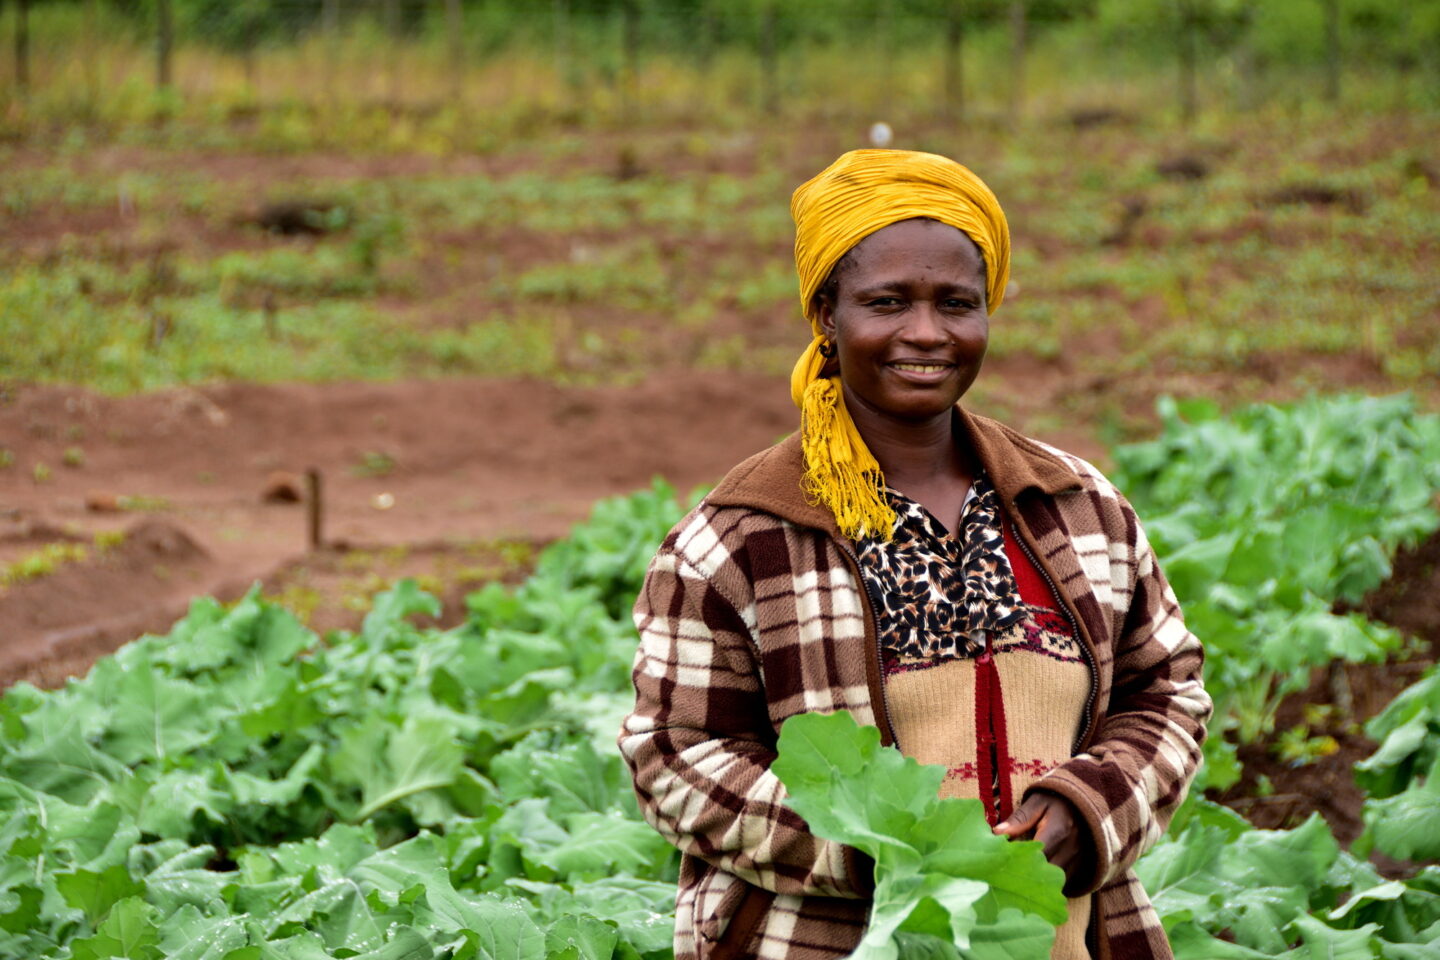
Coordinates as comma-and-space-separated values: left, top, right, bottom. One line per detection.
383, 0, 399, 106
1178, 0, 1197, 127
445, 0, 463, 103
620, 0, 639, 122
16, 0, 30, 93
156, 0, 173, 91
1008, 1, 1026, 124
84, 0, 99, 108
322, 0, 339, 104
943, 3, 964, 122
876, 0, 894, 113
1322, 0, 1340, 103
758, 1, 778, 117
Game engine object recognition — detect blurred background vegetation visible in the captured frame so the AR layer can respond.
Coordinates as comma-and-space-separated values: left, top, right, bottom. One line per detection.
3, 1, 1438, 135
2, 1, 1437, 435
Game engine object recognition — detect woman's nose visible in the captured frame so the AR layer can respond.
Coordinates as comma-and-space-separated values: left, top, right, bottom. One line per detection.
900, 301, 950, 346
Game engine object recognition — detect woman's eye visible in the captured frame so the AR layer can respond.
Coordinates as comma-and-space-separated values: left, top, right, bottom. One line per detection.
867, 297, 900, 307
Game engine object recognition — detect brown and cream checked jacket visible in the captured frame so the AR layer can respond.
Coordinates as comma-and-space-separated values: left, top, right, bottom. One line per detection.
620, 408, 1212, 960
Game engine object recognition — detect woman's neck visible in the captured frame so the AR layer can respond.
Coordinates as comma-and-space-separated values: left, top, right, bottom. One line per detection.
843, 390, 976, 495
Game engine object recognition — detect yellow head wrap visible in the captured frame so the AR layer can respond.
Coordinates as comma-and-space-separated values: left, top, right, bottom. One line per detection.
789, 149, 1011, 541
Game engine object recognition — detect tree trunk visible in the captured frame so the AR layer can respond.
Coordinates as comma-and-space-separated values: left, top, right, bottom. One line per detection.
16, 0, 30, 93
1323, 0, 1340, 103
1178, 0, 1197, 126
943, 4, 964, 122
1008, 1, 1026, 124
446, 0, 463, 103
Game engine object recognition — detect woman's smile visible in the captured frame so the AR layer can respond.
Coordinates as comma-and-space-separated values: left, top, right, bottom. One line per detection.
887, 359, 956, 383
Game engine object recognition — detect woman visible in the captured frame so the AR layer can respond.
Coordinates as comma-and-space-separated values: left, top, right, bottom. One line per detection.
620, 150, 1211, 960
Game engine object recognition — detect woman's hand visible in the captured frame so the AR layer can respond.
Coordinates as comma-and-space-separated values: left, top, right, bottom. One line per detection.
992, 791, 1095, 895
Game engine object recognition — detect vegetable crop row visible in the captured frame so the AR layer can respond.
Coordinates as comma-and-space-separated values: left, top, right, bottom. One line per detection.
1, 394, 1437, 958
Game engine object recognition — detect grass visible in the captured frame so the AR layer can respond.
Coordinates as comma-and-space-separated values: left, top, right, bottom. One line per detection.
0, 531, 126, 592
1, 20, 1437, 416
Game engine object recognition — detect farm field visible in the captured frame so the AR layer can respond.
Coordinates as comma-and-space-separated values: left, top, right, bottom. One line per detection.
5, 100, 1436, 678
3, 1, 1440, 957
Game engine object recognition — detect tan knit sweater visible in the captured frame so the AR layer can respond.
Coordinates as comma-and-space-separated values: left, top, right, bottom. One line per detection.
874, 509, 1094, 959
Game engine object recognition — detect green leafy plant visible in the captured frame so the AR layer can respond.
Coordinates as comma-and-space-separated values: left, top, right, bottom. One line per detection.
1355, 663, 1440, 800
1140, 799, 1440, 958
1114, 394, 1440, 789
774, 711, 1068, 960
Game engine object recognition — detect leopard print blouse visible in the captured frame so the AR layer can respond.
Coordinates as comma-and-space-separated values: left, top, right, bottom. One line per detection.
856, 472, 1027, 661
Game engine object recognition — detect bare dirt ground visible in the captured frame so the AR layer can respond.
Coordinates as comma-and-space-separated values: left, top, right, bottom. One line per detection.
0, 367, 1108, 690
0, 373, 786, 684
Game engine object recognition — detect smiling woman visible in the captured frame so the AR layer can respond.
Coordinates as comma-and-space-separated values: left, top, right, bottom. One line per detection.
620, 150, 1212, 960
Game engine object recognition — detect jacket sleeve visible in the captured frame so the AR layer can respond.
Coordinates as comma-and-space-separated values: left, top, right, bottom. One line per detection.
618, 544, 872, 899
1027, 507, 1213, 895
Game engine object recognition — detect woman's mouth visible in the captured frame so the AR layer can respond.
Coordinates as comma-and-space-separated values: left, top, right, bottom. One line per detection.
889, 361, 952, 373
886, 361, 955, 385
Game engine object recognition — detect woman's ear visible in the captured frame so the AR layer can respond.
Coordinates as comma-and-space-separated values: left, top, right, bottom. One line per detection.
816, 296, 838, 343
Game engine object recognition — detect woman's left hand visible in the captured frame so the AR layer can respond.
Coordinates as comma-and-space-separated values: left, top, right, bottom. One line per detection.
993, 791, 1095, 895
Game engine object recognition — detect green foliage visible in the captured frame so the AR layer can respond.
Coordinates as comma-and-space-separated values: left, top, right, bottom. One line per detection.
1353, 664, 1440, 863
774, 711, 1067, 960
0, 488, 685, 960
1140, 800, 1440, 958
1113, 394, 1440, 788
1, 397, 1438, 957
1355, 663, 1440, 799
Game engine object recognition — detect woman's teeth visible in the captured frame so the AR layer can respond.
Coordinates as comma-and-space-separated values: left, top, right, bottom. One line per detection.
892, 362, 948, 372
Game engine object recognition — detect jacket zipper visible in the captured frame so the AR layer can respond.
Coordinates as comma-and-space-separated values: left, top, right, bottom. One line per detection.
1008, 501, 1099, 754
839, 541, 897, 748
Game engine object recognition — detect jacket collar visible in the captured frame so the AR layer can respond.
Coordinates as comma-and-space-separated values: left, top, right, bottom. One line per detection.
705, 405, 1084, 537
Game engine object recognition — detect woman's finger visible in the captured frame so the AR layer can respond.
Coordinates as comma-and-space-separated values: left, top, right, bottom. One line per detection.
993, 796, 1047, 836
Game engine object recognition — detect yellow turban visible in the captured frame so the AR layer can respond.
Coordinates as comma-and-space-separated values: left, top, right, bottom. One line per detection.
788, 149, 1011, 541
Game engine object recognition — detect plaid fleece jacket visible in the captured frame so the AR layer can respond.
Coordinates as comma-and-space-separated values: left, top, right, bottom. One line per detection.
619, 409, 1212, 960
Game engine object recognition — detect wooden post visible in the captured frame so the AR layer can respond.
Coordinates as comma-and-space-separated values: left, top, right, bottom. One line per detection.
876, 0, 894, 113
1322, 0, 1340, 103
306, 469, 324, 550
552, 0, 570, 93
620, 0, 639, 122
758, 1, 778, 117
84, 0, 99, 109
943, 3, 965, 122
14, 0, 31, 94
323, 0, 340, 104
1178, 0, 1197, 127
383, 0, 400, 107
156, 0, 173, 91
1008, 1, 1026, 124
445, 0, 463, 102
263, 291, 279, 341
243, 23, 259, 94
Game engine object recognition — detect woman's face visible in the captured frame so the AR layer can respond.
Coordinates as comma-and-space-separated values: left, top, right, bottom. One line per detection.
817, 218, 989, 425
